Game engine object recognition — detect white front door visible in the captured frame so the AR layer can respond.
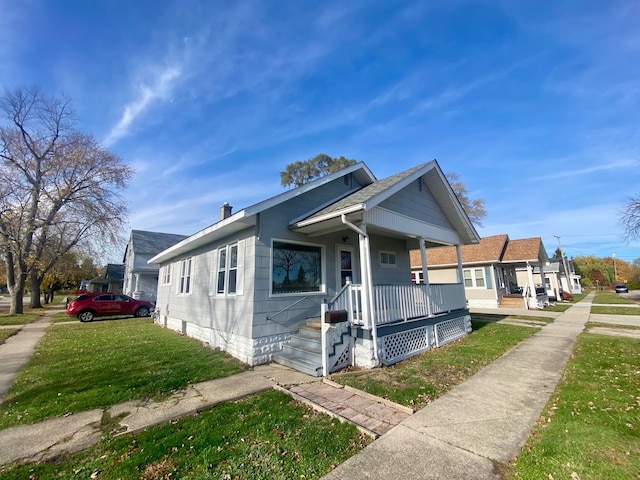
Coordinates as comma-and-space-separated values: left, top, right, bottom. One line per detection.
336, 245, 356, 288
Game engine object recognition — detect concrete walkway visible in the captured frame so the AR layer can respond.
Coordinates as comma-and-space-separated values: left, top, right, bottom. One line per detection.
1, 292, 636, 476
321, 292, 596, 479
0, 306, 60, 401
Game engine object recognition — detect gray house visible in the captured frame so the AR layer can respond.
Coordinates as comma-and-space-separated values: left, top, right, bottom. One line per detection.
149, 161, 480, 376
123, 230, 188, 303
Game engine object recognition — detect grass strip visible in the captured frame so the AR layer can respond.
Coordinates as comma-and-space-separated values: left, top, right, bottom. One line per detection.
0, 318, 247, 429
331, 321, 538, 410
510, 334, 640, 479
591, 305, 640, 315
0, 389, 371, 479
0, 328, 20, 344
593, 291, 636, 305
0, 313, 41, 326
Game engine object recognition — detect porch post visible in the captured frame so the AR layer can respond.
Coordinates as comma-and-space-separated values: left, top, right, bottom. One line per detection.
455, 244, 464, 283
358, 224, 379, 364
419, 238, 433, 317
526, 262, 536, 307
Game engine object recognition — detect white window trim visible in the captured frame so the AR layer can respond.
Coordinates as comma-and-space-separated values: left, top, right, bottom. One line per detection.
463, 267, 486, 288
161, 264, 172, 286
379, 250, 397, 268
177, 257, 193, 295
214, 242, 243, 296
270, 238, 326, 297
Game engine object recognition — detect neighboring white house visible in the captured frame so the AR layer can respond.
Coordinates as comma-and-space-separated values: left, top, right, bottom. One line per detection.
516, 259, 582, 301
149, 161, 480, 376
122, 230, 188, 303
413, 234, 550, 309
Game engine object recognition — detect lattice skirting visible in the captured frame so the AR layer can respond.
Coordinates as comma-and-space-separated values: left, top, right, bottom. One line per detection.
378, 325, 431, 365
435, 315, 471, 347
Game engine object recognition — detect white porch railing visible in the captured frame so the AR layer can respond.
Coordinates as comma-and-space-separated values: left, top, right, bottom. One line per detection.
328, 282, 467, 327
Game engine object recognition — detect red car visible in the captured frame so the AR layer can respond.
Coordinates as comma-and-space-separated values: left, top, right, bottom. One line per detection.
66, 293, 155, 322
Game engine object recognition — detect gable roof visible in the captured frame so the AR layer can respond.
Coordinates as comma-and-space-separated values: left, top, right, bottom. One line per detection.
125, 230, 189, 261
413, 234, 548, 267
290, 160, 479, 245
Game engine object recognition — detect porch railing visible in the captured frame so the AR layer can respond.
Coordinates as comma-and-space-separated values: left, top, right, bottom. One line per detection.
328, 282, 467, 327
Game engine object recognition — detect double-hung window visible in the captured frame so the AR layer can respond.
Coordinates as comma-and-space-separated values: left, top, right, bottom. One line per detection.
178, 258, 192, 294
161, 264, 171, 285
463, 268, 486, 288
217, 244, 239, 295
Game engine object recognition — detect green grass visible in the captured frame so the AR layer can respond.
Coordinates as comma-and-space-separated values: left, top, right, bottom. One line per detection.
331, 321, 538, 409
470, 313, 554, 324
543, 303, 572, 312
0, 328, 20, 344
587, 322, 640, 331
52, 311, 77, 323
0, 389, 371, 480
510, 334, 640, 479
0, 312, 42, 326
591, 305, 640, 315
0, 318, 248, 429
593, 291, 636, 305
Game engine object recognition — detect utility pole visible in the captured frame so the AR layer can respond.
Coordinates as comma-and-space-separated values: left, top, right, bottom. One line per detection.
612, 253, 618, 283
554, 236, 572, 298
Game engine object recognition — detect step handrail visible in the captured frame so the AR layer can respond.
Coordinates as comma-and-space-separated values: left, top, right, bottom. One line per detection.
266, 296, 311, 321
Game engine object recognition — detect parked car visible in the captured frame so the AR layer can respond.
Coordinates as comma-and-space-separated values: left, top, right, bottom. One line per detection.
66, 293, 155, 322
615, 285, 629, 293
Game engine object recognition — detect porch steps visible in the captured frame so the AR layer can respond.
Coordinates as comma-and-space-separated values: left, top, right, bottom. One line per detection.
500, 295, 526, 309
272, 320, 323, 377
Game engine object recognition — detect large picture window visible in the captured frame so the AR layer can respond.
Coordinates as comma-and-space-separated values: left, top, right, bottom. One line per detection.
272, 241, 323, 294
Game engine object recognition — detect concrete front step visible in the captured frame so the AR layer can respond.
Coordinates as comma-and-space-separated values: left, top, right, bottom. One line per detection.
273, 320, 323, 376
272, 350, 322, 376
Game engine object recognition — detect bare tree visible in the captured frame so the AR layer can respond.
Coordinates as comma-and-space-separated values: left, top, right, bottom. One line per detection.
620, 194, 640, 242
0, 87, 133, 313
445, 172, 487, 227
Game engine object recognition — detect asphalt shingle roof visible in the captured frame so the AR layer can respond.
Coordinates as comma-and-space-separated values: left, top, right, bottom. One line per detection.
130, 230, 189, 256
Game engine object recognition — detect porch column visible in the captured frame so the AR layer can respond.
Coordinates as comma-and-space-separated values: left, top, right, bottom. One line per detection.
455, 244, 464, 283
419, 238, 433, 317
358, 224, 379, 364
526, 262, 536, 305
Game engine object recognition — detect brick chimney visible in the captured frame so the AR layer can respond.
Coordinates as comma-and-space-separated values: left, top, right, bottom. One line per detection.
220, 202, 233, 220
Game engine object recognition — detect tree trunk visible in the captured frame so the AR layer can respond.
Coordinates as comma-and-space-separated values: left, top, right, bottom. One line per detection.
30, 270, 43, 309
5, 250, 25, 315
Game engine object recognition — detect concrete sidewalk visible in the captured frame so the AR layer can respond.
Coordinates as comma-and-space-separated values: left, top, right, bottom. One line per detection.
0, 307, 60, 401
322, 292, 595, 479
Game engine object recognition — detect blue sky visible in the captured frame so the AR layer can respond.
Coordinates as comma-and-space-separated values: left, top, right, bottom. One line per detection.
3, 0, 639, 263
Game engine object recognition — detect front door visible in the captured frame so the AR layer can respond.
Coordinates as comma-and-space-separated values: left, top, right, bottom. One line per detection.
336, 245, 356, 288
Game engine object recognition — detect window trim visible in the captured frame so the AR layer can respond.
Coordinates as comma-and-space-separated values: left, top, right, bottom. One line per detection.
463, 267, 486, 288
177, 257, 193, 295
161, 264, 172, 286
379, 250, 397, 268
270, 238, 325, 296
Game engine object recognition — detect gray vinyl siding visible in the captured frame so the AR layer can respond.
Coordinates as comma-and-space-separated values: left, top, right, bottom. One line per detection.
378, 179, 451, 229
369, 235, 413, 285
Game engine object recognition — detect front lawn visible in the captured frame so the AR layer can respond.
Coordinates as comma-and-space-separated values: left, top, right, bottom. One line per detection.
0, 318, 248, 429
331, 321, 538, 409
1, 390, 371, 480
510, 334, 640, 479
591, 305, 640, 315
0, 313, 41, 326
593, 291, 636, 305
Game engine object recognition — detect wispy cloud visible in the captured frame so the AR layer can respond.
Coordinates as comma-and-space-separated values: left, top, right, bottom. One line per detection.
529, 159, 639, 181
103, 64, 181, 146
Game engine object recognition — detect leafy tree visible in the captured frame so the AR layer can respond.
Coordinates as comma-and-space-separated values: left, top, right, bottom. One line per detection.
0, 87, 133, 313
280, 154, 357, 188
619, 194, 640, 242
280, 154, 487, 226
445, 173, 487, 227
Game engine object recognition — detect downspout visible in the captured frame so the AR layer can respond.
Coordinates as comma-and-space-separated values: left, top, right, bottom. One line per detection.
341, 214, 379, 365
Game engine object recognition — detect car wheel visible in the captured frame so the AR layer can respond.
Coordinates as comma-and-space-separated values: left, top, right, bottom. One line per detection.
135, 307, 150, 317
79, 310, 94, 322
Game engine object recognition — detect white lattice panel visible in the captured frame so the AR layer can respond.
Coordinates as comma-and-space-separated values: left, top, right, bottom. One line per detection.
435, 316, 468, 347
379, 326, 430, 365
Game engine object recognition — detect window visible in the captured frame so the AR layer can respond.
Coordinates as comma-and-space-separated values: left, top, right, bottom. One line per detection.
463, 268, 485, 288
379, 251, 397, 267
178, 257, 192, 294
272, 240, 323, 295
161, 264, 171, 285
216, 244, 239, 295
